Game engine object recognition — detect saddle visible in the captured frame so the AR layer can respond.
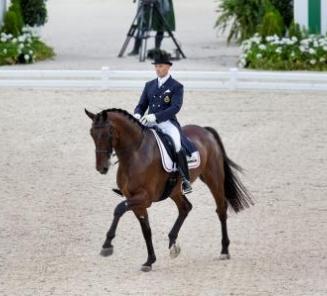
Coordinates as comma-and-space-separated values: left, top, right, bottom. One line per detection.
150, 126, 200, 173
150, 127, 200, 201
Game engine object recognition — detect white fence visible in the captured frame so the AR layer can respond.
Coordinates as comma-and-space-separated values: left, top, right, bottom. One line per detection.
1, 67, 327, 91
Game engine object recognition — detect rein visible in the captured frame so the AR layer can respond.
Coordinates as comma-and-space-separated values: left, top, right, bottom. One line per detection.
96, 149, 112, 154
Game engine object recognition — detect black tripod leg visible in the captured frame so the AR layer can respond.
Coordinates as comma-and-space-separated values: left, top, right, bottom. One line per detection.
139, 12, 146, 62
118, 25, 137, 57
153, 6, 186, 59
118, 7, 143, 58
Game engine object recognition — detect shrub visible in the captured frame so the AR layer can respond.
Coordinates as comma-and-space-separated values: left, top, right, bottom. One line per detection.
288, 21, 303, 40
215, 0, 266, 43
2, 11, 21, 37
31, 38, 54, 61
2, 0, 24, 36
239, 33, 327, 71
0, 27, 54, 65
19, 0, 48, 27
258, 5, 285, 38
0, 37, 19, 64
216, 0, 293, 43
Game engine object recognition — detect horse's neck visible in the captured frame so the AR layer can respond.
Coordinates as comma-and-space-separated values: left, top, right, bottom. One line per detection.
110, 113, 143, 157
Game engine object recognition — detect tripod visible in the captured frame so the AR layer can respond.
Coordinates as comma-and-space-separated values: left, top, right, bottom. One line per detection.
118, 0, 186, 62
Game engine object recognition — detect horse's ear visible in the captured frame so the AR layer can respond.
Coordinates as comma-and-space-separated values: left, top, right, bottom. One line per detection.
101, 110, 108, 121
85, 109, 95, 120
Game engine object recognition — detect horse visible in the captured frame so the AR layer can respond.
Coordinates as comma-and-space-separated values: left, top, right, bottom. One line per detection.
85, 108, 253, 272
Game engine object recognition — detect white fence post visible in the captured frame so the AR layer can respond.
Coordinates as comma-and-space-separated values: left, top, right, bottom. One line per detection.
229, 68, 238, 90
101, 66, 110, 90
0, 0, 7, 28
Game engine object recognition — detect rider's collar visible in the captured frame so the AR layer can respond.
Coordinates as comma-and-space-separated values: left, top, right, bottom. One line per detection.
157, 73, 171, 88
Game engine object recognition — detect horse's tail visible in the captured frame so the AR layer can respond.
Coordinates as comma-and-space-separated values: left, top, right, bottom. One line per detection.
204, 126, 253, 213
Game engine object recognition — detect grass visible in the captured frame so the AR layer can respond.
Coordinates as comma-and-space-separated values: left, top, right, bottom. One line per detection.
31, 39, 55, 62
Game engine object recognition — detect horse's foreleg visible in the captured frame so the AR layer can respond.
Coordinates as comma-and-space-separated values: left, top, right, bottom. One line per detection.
134, 210, 156, 272
168, 194, 193, 258
100, 200, 130, 257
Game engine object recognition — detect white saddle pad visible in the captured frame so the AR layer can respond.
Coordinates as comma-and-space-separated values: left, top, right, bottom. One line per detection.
150, 129, 201, 173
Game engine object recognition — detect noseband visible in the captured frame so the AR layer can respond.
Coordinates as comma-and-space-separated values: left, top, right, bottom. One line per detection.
95, 149, 112, 156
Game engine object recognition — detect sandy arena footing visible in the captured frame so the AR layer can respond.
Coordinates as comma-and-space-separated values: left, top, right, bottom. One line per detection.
0, 90, 326, 295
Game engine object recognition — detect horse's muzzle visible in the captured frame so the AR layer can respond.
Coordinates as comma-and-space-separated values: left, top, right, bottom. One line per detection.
101, 167, 108, 174
98, 167, 109, 175
97, 166, 109, 174
96, 158, 111, 174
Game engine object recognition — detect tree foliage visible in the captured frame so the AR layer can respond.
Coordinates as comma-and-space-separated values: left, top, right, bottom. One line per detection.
19, 0, 47, 27
270, 0, 293, 28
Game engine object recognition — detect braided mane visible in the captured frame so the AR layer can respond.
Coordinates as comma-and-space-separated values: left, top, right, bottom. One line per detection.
98, 108, 146, 130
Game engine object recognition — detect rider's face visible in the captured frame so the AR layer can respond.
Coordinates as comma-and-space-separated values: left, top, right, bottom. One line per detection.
155, 64, 171, 78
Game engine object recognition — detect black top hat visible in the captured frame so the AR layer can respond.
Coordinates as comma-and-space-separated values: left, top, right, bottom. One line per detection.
151, 51, 173, 66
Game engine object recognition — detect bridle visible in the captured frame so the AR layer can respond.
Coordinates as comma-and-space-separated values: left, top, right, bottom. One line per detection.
94, 123, 113, 158
95, 149, 112, 156
93, 119, 146, 163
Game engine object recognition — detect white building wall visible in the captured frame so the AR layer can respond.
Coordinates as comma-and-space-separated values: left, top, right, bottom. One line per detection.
0, 0, 7, 28
294, 0, 308, 30
321, 0, 327, 34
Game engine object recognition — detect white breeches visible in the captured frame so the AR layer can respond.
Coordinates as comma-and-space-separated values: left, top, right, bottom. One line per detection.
153, 120, 181, 152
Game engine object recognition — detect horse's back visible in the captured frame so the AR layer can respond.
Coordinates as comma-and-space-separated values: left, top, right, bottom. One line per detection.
182, 124, 217, 147
182, 124, 223, 162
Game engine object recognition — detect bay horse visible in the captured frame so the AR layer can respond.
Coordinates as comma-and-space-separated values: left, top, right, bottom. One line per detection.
85, 108, 253, 272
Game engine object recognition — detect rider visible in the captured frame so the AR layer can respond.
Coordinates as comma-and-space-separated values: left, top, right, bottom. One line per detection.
133, 51, 192, 194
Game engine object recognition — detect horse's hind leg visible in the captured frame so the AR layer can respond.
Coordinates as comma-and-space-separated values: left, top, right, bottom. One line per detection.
201, 171, 230, 260
168, 194, 193, 258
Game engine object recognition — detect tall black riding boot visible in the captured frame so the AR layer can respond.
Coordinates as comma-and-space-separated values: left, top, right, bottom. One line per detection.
177, 150, 192, 194
155, 31, 164, 49
128, 37, 142, 56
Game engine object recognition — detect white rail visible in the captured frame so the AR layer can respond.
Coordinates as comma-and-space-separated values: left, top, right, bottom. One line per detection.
0, 67, 327, 91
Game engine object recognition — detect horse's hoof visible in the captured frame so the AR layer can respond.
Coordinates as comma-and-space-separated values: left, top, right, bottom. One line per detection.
100, 247, 113, 257
219, 253, 231, 260
169, 243, 181, 259
140, 265, 152, 272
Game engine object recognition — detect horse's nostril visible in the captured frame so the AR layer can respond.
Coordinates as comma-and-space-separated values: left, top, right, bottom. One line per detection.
103, 167, 108, 173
